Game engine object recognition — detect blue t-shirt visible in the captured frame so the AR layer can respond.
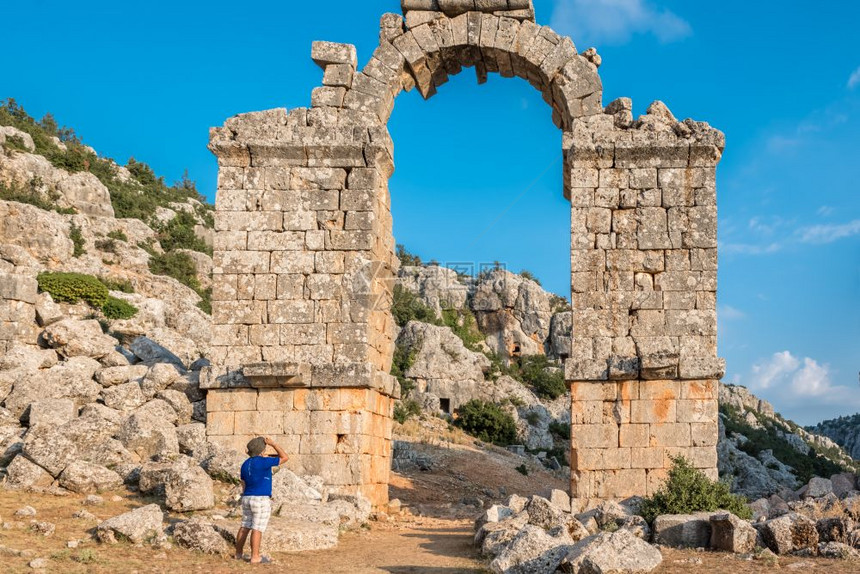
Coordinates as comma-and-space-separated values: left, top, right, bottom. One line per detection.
240, 456, 280, 497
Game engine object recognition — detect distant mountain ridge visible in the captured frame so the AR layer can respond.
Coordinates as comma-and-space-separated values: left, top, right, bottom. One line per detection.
808, 413, 860, 461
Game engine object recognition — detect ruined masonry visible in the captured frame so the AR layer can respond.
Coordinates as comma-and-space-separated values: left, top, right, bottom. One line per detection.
204, 0, 725, 507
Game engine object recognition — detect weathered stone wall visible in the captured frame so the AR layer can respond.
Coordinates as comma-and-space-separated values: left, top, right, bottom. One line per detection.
564, 100, 724, 500
207, 0, 723, 505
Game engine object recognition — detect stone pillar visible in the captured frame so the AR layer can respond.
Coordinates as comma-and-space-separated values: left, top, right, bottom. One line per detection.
206, 43, 401, 505
565, 100, 725, 501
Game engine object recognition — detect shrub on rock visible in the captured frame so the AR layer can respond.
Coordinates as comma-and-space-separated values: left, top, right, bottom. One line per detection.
454, 399, 517, 446
101, 295, 138, 320
638, 456, 752, 523
36, 272, 108, 307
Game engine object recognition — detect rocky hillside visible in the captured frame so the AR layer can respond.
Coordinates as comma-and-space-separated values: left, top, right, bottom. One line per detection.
808, 414, 860, 461
718, 384, 858, 499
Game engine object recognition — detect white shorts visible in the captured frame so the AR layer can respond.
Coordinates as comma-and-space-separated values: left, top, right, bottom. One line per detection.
241, 496, 272, 532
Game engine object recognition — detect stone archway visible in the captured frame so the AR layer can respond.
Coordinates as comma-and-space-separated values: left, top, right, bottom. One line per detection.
204, 1, 724, 507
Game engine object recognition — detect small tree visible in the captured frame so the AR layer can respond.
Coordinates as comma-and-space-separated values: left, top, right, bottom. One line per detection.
638, 456, 752, 523
454, 399, 517, 446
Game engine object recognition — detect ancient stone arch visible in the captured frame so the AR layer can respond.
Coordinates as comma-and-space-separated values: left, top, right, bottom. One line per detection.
204, 1, 724, 507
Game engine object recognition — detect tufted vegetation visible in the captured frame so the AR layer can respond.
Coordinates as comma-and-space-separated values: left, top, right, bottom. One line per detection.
36, 272, 139, 320
639, 456, 751, 523
454, 399, 517, 446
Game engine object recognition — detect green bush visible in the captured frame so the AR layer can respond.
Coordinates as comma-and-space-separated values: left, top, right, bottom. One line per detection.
157, 210, 212, 254
107, 230, 128, 242
148, 250, 201, 291
441, 308, 484, 352
549, 421, 571, 440
549, 293, 571, 313
37, 272, 108, 308
3, 134, 30, 153
518, 355, 566, 400
69, 223, 86, 257
94, 238, 118, 253
391, 342, 417, 397
0, 179, 76, 215
519, 269, 541, 285
99, 276, 134, 293
396, 244, 422, 267
454, 399, 517, 446
197, 287, 212, 315
0, 99, 214, 230
638, 456, 752, 523
391, 284, 439, 327
393, 400, 422, 424
101, 296, 138, 320
515, 464, 529, 476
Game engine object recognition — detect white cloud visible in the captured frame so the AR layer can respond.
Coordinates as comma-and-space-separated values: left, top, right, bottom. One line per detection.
817, 205, 834, 217
550, 0, 692, 46
719, 305, 745, 320
719, 241, 782, 256
751, 351, 799, 390
797, 219, 860, 244
849, 66, 860, 89
791, 357, 831, 396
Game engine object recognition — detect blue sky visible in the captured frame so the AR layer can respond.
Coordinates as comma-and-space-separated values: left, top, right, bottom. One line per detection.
5, 1, 858, 425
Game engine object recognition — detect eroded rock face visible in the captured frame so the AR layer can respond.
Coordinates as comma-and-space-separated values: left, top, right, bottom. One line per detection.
165, 464, 215, 512
472, 269, 553, 361
42, 319, 118, 359
397, 265, 468, 316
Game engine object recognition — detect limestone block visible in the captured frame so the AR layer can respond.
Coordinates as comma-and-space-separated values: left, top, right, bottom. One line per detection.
676, 399, 718, 424
630, 400, 676, 425
649, 423, 691, 448
291, 168, 346, 192
0, 273, 37, 304
665, 309, 716, 336
235, 410, 284, 435
206, 389, 257, 412
312, 87, 347, 108
311, 41, 358, 69
571, 424, 618, 449
683, 206, 718, 248
206, 411, 235, 436
270, 251, 315, 274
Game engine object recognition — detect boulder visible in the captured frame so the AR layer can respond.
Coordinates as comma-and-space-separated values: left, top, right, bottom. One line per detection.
101, 382, 146, 411
200, 443, 244, 483
26, 398, 76, 427
652, 513, 712, 548
548, 311, 572, 359
155, 389, 192, 424
478, 504, 515, 531
619, 515, 651, 540
396, 320, 490, 413
324, 494, 372, 529
176, 423, 207, 456
396, 264, 468, 317
0, 344, 57, 371
58, 461, 123, 493
271, 467, 323, 509
22, 425, 78, 477
215, 517, 338, 552
710, 512, 757, 553
562, 529, 663, 574
95, 365, 148, 387
41, 320, 117, 359
526, 496, 584, 540
133, 398, 179, 425
3, 357, 101, 417
490, 524, 574, 574
543, 489, 571, 513
96, 504, 164, 544
116, 411, 179, 460
819, 541, 859, 559
4, 454, 53, 489
816, 517, 852, 544
172, 519, 232, 555
129, 336, 185, 368
140, 362, 183, 398
758, 512, 819, 554
831, 473, 857, 498
594, 500, 629, 530
803, 477, 833, 499
165, 464, 214, 512
479, 512, 530, 558
139, 460, 180, 495
471, 269, 553, 360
